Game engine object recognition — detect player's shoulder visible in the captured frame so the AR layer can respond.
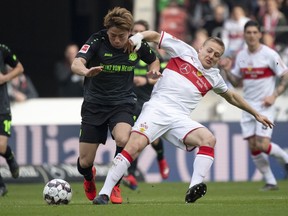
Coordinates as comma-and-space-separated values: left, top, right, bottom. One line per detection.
0, 44, 11, 52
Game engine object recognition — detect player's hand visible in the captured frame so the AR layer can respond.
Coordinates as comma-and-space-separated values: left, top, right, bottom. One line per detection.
255, 114, 274, 129
147, 70, 162, 80
218, 57, 233, 72
128, 33, 144, 52
262, 95, 276, 107
83, 66, 103, 77
134, 76, 147, 86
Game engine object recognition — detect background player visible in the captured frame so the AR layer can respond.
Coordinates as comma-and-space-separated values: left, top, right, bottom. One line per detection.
220, 20, 288, 191
0, 43, 24, 196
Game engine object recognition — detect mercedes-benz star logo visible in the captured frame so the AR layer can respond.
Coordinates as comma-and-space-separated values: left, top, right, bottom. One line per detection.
179, 63, 191, 74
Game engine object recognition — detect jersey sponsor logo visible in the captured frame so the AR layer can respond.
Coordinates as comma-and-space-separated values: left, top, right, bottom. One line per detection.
179, 63, 191, 74
240, 67, 274, 79
104, 53, 113, 57
139, 122, 148, 133
128, 52, 138, 61
166, 57, 212, 96
79, 44, 90, 53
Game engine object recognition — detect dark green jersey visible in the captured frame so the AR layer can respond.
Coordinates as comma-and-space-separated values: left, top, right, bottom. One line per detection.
0, 44, 19, 114
76, 30, 157, 106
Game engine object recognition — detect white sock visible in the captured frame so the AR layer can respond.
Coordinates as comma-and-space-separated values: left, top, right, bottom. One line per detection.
99, 153, 130, 197
269, 143, 288, 163
189, 154, 214, 188
252, 153, 277, 185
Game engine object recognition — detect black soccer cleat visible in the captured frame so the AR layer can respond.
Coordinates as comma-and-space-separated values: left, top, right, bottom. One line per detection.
0, 185, 8, 197
7, 154, 19, 179
185, 182, 207, 203
92, 194, 109, 205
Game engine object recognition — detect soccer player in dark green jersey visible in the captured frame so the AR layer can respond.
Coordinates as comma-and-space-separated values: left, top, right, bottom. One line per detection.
0, 43, 24, 196
71, 7, 161, 204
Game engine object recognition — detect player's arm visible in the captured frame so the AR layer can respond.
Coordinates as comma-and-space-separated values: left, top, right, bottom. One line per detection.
0, 62, 24, 85
263, 71, 288, 107
129, 31, 161, 52
219, 89, 274, 129
71, 57, 103, 77
219, 57, 241, 87
273, 71, 288, 98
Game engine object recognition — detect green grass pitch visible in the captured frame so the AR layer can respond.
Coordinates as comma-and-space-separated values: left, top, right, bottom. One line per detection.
0, 181, 287, 216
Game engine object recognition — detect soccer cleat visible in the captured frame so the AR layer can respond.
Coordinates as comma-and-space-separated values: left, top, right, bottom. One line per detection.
7, 154, 19, 178
158, 159, 170, 179
110, 185, 122, 204
83, 166, 96, 200
185, 183, 207, 203
260, 184, 279, 191
122, 174, 138, 190
92, 194, 109, 205
0, 185, 8, 197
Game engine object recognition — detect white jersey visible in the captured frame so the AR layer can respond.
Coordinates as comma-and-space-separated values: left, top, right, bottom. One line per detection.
132, 32, 228, 149
150, 31, 228, 115
231, 44, 288, 107
232, 44, 288, 138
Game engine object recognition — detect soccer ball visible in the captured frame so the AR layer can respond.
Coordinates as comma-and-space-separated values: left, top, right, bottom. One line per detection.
43, 178, 72, 205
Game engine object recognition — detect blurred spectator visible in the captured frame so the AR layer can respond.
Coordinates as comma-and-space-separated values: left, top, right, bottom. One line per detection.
221, 5, 250, 58
262, 32, 275, 49
54, 43, 83, 97
257, 0, 288, 46
191, 28, 209, 51
8, 73, 38, 103
203, 3, 229, 37
158, 0, 189, 42
189, 0, 226, 34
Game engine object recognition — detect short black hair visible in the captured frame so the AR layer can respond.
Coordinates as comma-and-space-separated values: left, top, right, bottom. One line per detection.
244, 20, 261, 32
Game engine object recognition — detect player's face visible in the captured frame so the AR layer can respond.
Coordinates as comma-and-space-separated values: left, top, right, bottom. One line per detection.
198, 41, 224, 69
244, 26, 262, 48
107, 26, 131, 49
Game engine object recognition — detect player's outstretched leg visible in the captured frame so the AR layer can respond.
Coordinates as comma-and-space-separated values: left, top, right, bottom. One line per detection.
185, 183, 207, 203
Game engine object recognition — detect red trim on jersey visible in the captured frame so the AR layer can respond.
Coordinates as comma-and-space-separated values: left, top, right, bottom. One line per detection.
240, 67, 275, 79
158, 32, 165, 49
251, 150, 261, 156
166, 57, 212, 96
197, 146, 214, 158
121, 150, 133, 163
266, 144, 272, 154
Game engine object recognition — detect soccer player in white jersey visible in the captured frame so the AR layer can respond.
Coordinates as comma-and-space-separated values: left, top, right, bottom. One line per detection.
93, 30, 274, 204
220, 20, 288, 191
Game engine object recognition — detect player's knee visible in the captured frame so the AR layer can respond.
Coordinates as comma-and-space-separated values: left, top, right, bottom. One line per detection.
115, 136, 129, 148
77, 157, 93, 170
204, 135, 216, 148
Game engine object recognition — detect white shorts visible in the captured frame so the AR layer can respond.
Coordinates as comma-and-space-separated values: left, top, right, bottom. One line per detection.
131, 100, 204, 151
241, 105, 275, 139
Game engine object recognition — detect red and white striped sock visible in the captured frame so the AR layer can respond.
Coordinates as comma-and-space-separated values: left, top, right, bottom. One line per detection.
189, 146, 214, 188
99, 150, 132, 196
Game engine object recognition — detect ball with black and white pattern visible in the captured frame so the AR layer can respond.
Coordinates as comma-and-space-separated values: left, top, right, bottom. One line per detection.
43, 178, 72, 205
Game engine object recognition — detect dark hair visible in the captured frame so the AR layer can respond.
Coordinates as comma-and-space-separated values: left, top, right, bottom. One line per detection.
244, 20, 261, 32
103, 7, 134, 31
133, 20, 150, 31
